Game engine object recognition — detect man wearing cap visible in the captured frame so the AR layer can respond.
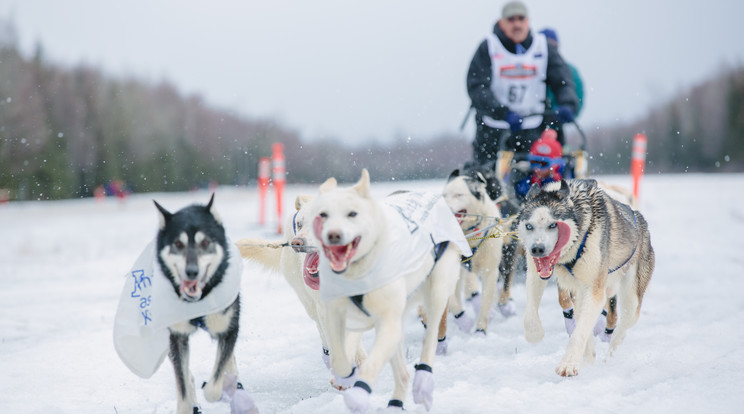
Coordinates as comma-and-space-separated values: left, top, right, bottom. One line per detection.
466, 1, 579, 165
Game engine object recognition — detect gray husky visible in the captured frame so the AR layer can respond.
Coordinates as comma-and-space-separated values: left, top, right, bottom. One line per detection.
154, 195, 242, 414
517, 179, 654, 377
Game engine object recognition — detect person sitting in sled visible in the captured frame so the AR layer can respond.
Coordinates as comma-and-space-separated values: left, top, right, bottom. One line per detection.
514, 128, 565, 198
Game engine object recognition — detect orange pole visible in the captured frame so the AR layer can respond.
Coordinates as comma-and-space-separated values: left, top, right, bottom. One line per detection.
257, 157, 270, 226
631, 133, 647, 201
271, 143, 286, 235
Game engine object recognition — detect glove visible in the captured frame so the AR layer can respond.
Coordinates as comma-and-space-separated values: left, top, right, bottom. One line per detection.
555, 105, 575, 123
412, 363, 435, 411
504, 111, 523, 133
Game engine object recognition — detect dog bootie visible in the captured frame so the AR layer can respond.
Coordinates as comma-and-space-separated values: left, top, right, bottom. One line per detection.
344, 381, 371, 413
593, 309, 608, 337
453, 310, 474, 333
562, 307, 576, 336
412, 363, 434, 411
436, 336, 448, 355
498, 299, 517, 317
321, 346, 331, 369
599, 327, 614, 343
230, 390, 259, 414
219, 375, 260, 414
332, 366, 358, 390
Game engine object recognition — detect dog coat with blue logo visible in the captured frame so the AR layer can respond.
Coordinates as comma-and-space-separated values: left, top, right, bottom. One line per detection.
318, 192, 472, 302
113, 239, 242, 378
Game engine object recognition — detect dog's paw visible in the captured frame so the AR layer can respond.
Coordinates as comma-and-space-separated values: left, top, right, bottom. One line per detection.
230, 389, 260, 414
598, 328, 613, 343
203, 379, 223, 403
563, 313, 576, 336
524, 316, 544, 343
412, 364, 434, 411
331, 366, 357, 390
498, 299, 517, 318
344, 382, 371, 413
555, 359, 580, 377
436, 337, 448, 355
453, 311, 474, 333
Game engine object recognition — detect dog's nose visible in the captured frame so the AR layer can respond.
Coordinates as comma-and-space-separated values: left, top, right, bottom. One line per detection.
185, 261, 199, 279
530, 244, 546, 257
327, 230, 342, 245
290, 237, 305, 252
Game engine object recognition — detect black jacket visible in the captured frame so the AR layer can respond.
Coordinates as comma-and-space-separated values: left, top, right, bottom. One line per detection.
466, 23, 579, 121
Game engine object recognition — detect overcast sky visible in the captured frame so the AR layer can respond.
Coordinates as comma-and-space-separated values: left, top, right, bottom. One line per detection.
2, 0, 743, 144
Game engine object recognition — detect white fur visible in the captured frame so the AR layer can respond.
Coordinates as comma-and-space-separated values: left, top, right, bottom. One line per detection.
442, 175, 506, 333
309, 169, 463, 411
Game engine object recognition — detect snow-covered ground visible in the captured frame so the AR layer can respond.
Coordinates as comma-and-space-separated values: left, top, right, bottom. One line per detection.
1, 173, 743, 414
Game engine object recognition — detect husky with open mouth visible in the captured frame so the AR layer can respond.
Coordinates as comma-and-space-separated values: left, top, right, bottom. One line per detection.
518, 179, 655, 377
114, 195, 256, 414
235, 194, 367, 374
308, 169, 470, 412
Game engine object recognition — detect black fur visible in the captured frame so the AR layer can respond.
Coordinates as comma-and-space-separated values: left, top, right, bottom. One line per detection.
154, 194, 229, 299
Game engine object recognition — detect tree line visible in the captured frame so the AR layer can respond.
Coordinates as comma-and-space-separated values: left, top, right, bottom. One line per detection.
1, 20, 741, 201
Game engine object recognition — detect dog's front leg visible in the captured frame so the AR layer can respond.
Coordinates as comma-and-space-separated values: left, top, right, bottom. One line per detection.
324, 299, 354, 389
556, 275, 606, 377
523, 270, 548, 343
203, 299, 240, 402
169, 331, 199, 414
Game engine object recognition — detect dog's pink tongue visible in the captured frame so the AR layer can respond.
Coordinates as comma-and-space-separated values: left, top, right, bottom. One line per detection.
181, 279, 199, 295
532, 221, 572, 280
303, 252, 320, 290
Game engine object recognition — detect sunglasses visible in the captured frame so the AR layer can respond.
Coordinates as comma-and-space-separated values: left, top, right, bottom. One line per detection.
507, 15, 526, 22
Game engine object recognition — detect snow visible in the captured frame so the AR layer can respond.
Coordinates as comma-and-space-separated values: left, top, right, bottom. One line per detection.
1, 173, 743, 413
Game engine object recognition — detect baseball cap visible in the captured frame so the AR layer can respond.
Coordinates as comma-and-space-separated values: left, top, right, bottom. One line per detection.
502, 1, 528, 19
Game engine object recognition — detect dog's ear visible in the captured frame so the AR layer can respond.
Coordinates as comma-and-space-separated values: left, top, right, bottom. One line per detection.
556, 180, 570, 200
319, 177, 338, 193
474, 171, 487, 185
353, 168, 371, 198
525, 183, 542, 201
153, 200, 172, 229
205, 193, 223, 224
447, 169, 460, 182
295, 194, 313, 210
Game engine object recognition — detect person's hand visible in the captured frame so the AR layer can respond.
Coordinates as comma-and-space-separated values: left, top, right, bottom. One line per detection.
555, 106, 575, 123
504, 111, 523, 133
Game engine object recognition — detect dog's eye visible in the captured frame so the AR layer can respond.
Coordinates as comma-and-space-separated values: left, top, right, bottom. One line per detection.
174, 240, 185, 249
548, 223, 557, 229
525, 223, 533, 231
296, 221, 303, 230
319, 212, 327, 219
348, 211, 357, 218
200, 239, 210, 249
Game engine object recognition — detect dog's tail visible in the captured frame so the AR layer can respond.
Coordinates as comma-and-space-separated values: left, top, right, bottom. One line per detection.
234, 238, 285, 273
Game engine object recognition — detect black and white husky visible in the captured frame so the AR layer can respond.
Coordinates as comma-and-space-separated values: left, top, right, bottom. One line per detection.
517, 180, 655, 377
114, 195, 254, 414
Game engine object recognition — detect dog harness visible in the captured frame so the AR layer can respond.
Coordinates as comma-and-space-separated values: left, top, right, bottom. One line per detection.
317, 192, 471, 303
113, 239, 243, 378
562, 210, 639, 277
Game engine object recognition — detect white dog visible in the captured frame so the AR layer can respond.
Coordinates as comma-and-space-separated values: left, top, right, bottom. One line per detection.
308, 169, 470, 412
442, 169, 513, 334
235, 194, 366, 373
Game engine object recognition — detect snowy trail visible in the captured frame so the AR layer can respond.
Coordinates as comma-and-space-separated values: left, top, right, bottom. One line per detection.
1, 174, 743, 413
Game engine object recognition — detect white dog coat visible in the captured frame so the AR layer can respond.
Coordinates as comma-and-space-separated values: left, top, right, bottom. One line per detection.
113, 239, 242, 378
319, 192, 471, 301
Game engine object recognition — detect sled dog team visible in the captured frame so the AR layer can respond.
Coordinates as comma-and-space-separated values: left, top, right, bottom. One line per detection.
115, 167, 654, 414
